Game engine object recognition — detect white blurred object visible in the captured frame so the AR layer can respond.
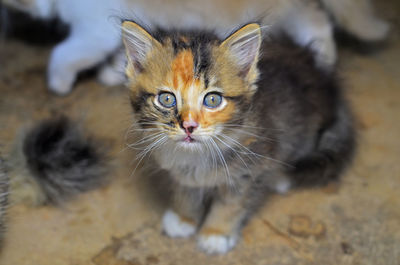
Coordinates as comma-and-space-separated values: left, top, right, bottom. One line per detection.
3, 0, 389, 95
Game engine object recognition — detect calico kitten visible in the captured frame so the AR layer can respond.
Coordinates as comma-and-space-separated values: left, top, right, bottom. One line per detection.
122, 22, 355, 254
2, 0, 389, 95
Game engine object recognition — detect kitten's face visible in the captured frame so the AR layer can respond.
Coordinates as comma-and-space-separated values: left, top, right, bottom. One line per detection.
123, 22, 261, 152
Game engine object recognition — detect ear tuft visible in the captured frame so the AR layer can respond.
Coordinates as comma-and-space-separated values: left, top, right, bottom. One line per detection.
121, 21, 159, 77
221, 24, 261, 79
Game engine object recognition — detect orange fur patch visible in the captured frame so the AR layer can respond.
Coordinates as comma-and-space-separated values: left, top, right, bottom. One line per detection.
171, 50, 194, 91
179, 215, 196, 225
200, 102, 236, 128
243, 137, 257, 146
200, 227, 226, 236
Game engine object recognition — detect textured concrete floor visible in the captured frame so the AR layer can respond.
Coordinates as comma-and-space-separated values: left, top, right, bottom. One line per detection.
0, 2, 399, 265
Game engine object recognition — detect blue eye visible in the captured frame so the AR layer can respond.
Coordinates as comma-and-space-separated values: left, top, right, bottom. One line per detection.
158, 92, 176, 108
203, 93, 223, 108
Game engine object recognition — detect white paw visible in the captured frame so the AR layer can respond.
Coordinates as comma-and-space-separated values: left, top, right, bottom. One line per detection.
197, 234, 238, 254
97, 64, 126, 87
48, 72, 74, 96
162, 209, 196, 238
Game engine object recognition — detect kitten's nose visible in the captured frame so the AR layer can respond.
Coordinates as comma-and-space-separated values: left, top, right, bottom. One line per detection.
182, 120, 198, 134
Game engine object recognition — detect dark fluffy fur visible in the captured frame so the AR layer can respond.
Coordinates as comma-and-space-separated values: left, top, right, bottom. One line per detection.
23, 116, 108, 204
254, 39, 356, 187
0, 157, 9, 247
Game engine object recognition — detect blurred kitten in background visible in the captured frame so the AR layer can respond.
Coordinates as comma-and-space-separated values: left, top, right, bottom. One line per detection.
2, 0, 389, 95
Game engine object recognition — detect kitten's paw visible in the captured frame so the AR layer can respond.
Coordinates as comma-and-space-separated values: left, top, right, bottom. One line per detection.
162, 209, 196, 238
197, 234, 238, 254
48, 73, 74, 96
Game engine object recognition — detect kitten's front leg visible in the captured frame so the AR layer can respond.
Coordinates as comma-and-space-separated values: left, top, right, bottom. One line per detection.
197, 187, 246, 254
162, 186, 205, 238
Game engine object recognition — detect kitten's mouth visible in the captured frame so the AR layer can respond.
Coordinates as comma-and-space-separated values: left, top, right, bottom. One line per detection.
184, 135, 195, 143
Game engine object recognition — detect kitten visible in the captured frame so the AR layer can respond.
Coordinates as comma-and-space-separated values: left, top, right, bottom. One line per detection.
122, 22, 355, 254
3, 0, 389, 95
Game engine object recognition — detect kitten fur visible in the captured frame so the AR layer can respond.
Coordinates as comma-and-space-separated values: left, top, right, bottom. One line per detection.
122, 22, 355, 254
0, 157, 9, 247
20, 116, 108, 204
2, 0, 389, 95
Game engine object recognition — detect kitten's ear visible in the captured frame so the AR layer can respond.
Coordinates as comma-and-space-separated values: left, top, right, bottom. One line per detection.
221, 23, 261, 80
122, 21, 160, 77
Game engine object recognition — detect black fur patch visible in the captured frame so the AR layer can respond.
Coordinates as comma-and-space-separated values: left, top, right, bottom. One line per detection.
153, 28, 218, 77
23, 116, 108, 204
130, 91, 154, 112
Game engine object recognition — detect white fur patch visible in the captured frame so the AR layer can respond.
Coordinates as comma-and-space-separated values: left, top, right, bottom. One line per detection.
162, 209, 196, 238
197, 234, 238, 254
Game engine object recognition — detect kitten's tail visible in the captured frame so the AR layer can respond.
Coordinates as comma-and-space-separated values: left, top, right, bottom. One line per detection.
7, 116, 109, 205
321, 0, 390, 42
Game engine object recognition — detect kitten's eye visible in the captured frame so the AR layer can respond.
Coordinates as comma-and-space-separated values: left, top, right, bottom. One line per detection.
158, 92, 176, 108
203, 93, 223, 108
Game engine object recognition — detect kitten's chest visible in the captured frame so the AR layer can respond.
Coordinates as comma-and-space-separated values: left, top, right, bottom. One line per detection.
153, 149, 225, 187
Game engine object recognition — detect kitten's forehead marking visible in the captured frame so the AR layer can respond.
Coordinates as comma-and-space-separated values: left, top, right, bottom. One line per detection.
166, 46, 234, 126
170, 49, 202, 110
172, 50, 194, 91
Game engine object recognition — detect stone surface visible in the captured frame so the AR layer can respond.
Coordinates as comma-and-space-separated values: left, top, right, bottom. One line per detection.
0, 1, 399, 264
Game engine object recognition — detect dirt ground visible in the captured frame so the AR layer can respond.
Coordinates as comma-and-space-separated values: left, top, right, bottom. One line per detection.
0, 1, 399, 265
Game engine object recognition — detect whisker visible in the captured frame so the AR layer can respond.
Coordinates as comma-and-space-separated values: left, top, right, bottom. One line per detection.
213, 135, 253, 178
129, 135, 168, 178
220, 133, 292, 167
223, 124, 283, 131
136, 135, 167, 159
210, 137, 233, 188
128, 132, 165, 147
224, 127, 277, 142
204, 139, 218, 184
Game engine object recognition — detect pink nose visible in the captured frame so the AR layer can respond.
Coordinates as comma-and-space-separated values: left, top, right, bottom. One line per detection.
182, 120, 198, 134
